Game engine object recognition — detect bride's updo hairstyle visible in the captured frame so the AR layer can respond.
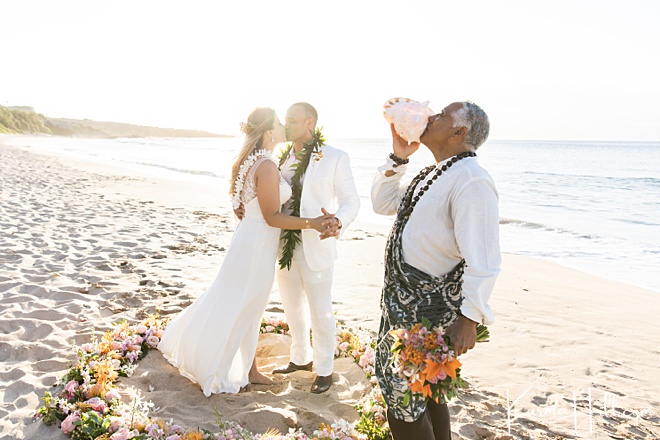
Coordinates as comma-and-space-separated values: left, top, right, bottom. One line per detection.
229, 107, 276, 197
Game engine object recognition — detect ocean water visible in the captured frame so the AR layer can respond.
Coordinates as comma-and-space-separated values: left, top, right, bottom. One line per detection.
4, 135, 660, 293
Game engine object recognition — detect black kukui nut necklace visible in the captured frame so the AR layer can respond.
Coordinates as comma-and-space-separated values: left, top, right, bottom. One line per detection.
401, 151, 476, 219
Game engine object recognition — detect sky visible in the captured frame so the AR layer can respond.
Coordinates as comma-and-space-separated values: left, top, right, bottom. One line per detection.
1, 0, 659, 141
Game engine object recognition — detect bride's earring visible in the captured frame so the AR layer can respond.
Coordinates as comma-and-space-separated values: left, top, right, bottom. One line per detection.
271, 136, 275, 143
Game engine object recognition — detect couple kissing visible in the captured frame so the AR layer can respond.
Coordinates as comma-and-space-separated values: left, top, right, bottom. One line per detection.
158, 102, 360, 395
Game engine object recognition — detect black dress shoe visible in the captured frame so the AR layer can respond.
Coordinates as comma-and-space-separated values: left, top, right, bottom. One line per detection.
272, 361, 313, 374
310, 374, 333, 394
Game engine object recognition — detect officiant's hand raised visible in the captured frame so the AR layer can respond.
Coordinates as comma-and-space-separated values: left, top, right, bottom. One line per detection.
390, 123, 420, 159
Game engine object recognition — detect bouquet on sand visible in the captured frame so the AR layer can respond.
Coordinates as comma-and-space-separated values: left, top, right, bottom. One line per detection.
389, 317, 489, 405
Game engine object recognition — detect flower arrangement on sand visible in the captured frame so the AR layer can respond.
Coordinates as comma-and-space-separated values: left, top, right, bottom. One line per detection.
36, 315, 389, 440
259, 317, 290, 335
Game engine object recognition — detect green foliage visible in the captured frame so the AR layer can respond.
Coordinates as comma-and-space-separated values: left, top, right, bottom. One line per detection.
0, 106, 51, 134
355, 404, 390, 440
37, 391, 65, 426
71, 410, 112, 440
277, 128, 327, 270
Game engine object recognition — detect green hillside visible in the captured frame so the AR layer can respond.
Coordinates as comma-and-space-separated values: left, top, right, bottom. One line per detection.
0, 107, 50, 134
0, 106, 229, 138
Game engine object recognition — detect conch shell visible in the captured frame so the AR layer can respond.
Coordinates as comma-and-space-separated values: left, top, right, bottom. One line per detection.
383, 97, 434, 143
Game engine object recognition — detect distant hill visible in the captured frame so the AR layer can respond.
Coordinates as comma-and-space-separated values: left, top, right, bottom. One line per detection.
0, 105, 230, 138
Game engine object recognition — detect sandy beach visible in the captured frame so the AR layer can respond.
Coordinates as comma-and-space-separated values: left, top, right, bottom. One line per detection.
1, 138, 659, 439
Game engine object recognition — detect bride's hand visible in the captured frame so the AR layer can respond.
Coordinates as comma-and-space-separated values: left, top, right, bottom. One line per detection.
308, 214, 335, 234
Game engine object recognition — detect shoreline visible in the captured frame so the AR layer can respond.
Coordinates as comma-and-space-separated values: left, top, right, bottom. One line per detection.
4, 133, 658, 296
1, 141, 659, 439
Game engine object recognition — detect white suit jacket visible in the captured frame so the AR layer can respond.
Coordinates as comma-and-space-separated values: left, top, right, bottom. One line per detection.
297, 144, 360, 271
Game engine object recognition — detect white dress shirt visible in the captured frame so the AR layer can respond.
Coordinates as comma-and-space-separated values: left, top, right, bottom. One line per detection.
280, 148, 296, 216
371, 155, 501, 325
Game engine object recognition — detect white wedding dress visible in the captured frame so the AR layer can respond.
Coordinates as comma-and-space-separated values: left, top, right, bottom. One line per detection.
159, 156, 292, 395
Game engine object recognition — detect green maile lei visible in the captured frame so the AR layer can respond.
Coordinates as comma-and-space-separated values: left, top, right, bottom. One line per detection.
277, 127, 326, 270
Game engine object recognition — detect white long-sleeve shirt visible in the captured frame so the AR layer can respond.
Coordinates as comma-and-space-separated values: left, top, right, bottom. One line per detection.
371, 155, 501, 325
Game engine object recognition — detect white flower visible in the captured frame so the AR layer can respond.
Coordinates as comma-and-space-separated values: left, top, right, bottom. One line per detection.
105, 388, 121, 401
231, 149, 271, 209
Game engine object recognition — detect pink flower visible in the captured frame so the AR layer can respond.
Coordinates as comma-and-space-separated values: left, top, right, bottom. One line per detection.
61, 412, 79, 434
136, 324, 148, 334
85, 396, 107, 412
146, 335, 160, 348
170, 425, 184, 433
108, 416, 126, 433
111, 341, 122, 350
64, 380, 79, 396
358, 349, 375, 368
338, 342, 349, 352
153, 329, 164, 338
110, 427, 138, 440
81, 343, 95, 353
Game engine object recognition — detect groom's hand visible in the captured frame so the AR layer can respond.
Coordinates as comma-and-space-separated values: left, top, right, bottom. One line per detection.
319, 207, 340, 240
233, 204, 245, 220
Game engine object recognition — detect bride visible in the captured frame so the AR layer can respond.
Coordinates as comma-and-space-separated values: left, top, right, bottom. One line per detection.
158, 107, 333, 395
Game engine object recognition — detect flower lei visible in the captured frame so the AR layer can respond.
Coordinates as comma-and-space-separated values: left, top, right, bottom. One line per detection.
231, 149, 271, 209
277, 127, 326, 270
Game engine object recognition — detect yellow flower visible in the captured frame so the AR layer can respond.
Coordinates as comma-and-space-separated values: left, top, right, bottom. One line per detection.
423, 334, 438, 350
84, 383, 105, 398
181, 430, 205, 440
94, 358, 119, 387
404, 346, 423, 365
411, 323, 424, 333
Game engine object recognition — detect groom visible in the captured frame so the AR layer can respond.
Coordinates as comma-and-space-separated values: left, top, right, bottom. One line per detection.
273, 102, 360, 393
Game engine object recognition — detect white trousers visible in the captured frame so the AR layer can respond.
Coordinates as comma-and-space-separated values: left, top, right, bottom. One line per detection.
277, 247, 335, 377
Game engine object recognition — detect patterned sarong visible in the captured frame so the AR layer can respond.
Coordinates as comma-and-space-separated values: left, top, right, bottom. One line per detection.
375, 165, 465, 422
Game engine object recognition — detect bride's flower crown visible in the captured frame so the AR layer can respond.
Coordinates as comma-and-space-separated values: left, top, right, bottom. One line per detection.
239, 121, 253, 135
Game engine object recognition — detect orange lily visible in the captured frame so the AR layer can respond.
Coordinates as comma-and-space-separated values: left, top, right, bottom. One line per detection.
442, 357, 462, 379
410, 379, 425, 394
424, 359, 443, 380
423, 384, 433, 398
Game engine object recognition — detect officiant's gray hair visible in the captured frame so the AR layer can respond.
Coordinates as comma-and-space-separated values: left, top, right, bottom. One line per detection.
452, 102, 490, 149
291, 102, 318, 128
